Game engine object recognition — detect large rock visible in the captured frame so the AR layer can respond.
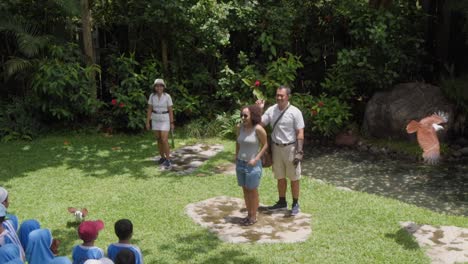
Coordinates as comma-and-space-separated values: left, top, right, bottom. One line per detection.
363, 82, 454, 139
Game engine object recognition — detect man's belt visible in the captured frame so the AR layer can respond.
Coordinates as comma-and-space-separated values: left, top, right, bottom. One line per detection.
152, 110, 169, 114
273, 141, 296, 147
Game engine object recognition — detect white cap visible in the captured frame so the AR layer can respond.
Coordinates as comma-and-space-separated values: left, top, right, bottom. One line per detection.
153, 78, 166, 87
0, 187, 7, 203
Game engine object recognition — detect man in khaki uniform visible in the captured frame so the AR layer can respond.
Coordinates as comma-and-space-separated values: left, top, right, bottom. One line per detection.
257, 85, 305, 215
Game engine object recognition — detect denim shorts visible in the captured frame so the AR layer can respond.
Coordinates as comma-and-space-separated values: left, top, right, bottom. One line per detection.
236, 159, 262, 189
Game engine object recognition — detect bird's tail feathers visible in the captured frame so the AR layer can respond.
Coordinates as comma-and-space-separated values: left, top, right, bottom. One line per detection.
406, 120, 420, 134
423, 151, 440, 165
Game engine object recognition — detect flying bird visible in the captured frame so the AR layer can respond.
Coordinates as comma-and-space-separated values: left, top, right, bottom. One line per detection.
406, 112, 448, 164
68, 207, 88, 222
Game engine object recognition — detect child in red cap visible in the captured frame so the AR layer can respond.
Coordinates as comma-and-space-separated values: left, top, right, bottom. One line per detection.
72, 220, 105, 264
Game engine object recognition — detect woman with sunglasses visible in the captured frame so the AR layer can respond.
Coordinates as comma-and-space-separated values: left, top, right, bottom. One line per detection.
146, 78, 175, 169
235, 105, 268, 226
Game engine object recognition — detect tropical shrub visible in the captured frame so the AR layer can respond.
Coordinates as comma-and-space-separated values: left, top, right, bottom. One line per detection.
104, 54, 161, 132
320, 1, 426, 101
307, 94, 352, 137
31, 43, 100, 121
0, 98, 43, 141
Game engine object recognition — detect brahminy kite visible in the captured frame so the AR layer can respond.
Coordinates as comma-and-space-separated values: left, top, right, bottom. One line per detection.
406, 112, 448, 164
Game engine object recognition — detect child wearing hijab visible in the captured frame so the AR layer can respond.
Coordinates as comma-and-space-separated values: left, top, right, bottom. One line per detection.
0, 204, 24, 260
0, 243, 22, 263
25, 228, 60, 264
17, 219, 40, 252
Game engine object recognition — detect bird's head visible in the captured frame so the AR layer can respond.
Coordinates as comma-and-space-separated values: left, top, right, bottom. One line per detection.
432, 123, 444, 131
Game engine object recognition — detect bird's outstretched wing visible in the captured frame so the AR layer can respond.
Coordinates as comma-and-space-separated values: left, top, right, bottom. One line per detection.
81, 208, 88, 217
406, 120, 420, 134
68, 207, 77, 213
420, 112, 448, 126
416, 125, 441, 164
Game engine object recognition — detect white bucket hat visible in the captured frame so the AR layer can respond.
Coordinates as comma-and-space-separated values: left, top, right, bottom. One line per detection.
153, 78, 166, 87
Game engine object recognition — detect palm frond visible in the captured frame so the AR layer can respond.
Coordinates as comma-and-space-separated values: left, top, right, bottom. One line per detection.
18, 34, 50, 58
4, 57, 33, 79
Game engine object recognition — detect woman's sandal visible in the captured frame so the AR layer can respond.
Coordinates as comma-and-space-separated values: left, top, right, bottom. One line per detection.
241, 218, 257, 226
239, 217, 250, 224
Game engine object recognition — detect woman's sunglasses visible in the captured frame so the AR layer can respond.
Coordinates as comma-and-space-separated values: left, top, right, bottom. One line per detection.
240, 114, 249, 118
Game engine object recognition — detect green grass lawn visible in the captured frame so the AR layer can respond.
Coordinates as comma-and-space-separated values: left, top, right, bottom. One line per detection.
0, 132, 466, 264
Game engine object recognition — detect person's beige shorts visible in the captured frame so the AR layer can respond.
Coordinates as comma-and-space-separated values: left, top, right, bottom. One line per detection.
272, 143, 301, 181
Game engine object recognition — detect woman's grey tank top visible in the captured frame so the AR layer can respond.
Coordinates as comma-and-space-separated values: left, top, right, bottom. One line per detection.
237, 125, 259, 161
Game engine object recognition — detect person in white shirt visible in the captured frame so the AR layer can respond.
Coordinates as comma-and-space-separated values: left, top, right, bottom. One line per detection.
146, 78, 175, 169
257, 85, 305, 216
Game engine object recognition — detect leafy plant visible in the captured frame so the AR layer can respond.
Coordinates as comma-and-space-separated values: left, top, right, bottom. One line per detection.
308, 94, 352, 137
241, 52, 304, 100
0, 98, 43, 141
104, 54, 160, 132
31, 43, 100, 121
320, 2, 426, 101
215, 110, 241, 140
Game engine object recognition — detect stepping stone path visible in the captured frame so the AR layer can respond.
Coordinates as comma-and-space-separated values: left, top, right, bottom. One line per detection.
185, 196, 312, 243
400, 221, 468, 264
157, 144, 224, 174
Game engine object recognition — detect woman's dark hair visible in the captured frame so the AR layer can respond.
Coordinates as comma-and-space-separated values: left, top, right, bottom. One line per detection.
243, 105, 262, 126
115, 248, 136, 264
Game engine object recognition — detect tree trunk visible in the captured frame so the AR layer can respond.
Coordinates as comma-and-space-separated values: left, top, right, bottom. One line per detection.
81, 0, 96, 99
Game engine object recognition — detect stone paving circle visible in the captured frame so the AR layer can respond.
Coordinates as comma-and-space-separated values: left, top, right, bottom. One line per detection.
185, 196, 312, 243
400, 221, 468, 264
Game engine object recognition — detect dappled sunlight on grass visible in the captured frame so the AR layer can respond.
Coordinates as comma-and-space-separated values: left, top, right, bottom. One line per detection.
0, 133, 466, 263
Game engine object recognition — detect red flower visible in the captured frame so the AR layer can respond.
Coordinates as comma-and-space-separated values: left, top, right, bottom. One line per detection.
318, 101, 325, 107
311, 109, 318, 116
254, 80, 261, 87
119, 102, 125, 108
111, 99, 117, 105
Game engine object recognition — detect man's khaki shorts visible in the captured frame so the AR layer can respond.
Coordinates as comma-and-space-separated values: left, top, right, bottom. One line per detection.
272, 143, 301, 181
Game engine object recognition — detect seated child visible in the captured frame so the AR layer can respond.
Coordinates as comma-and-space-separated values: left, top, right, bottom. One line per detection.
0, 243, 22, 263
107, 219, 143, 264
26, 228, 61, 264
0, 204, 24, 260
0, 187, 18, 232
72, 220, 105, 264
115, 248, 135, 264
18, 219, 41, 252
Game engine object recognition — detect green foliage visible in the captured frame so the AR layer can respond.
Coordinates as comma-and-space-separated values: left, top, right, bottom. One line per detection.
169, 82, 201, 119
215, 110, 242, 140
320, 2, 426, 101
104, 54, 161, 132
31, 43, 100, 121
182, 110, 241, 140
241, 53, 304, 101
308, 94, 352, 137
0, 98, 43, 142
